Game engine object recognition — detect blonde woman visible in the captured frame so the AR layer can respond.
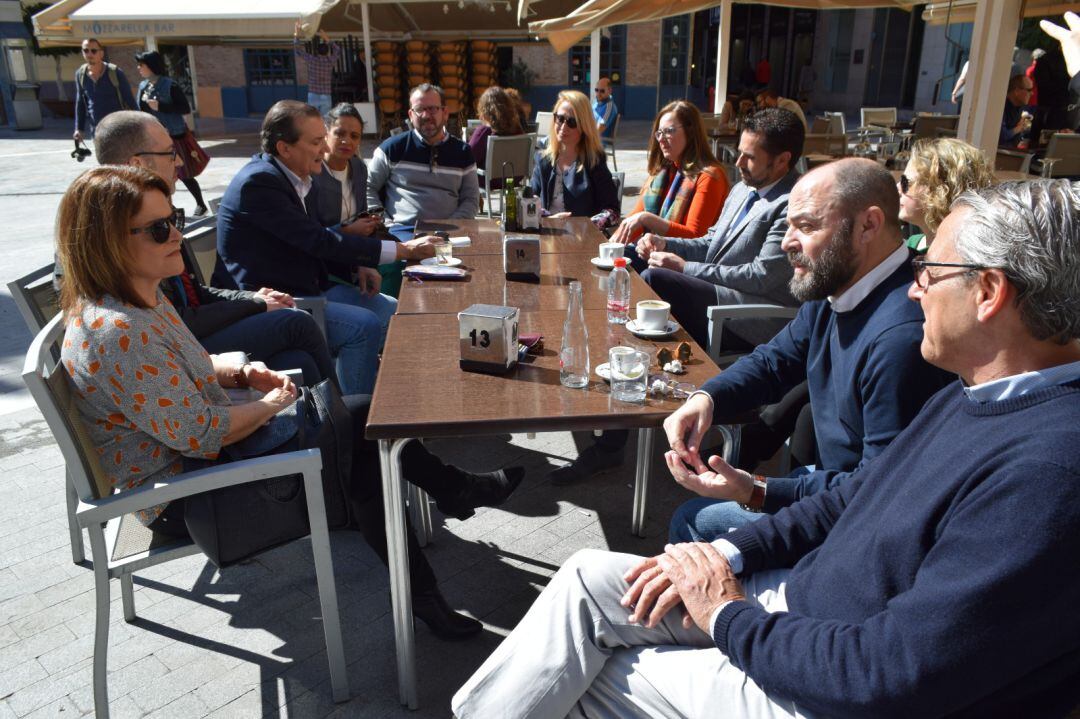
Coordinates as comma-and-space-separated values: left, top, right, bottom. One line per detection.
897, 138, 994, 253
610, 100, 729, 245
528, 89, 619, 230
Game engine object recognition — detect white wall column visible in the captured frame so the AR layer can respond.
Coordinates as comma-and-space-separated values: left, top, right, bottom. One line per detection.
186, 45, 199, 114
713, 0, 732, 113
361, 1, 374, 107
590, 29, 600, 90
145, 35, 157, 50
957, 0, 1022, 167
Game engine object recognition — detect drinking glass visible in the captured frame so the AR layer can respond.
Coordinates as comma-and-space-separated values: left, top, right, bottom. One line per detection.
434, 240, 453, 265
609, 346, 648, 403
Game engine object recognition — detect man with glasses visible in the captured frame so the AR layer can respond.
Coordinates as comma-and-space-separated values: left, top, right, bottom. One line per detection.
366, 83, 479, 228
1000, 74, 1035, 148
73, 38, 136, 143
455, 178, 1080, 719
593, 76, 618, 138
88, 110, 337, 388
661, 158, 948, 541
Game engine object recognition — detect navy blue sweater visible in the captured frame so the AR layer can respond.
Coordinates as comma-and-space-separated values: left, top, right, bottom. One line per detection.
715, 380, 1080, 718
703, 258, 951, 510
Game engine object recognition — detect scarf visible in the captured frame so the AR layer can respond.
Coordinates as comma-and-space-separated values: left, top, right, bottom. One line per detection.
642, 165, 698, 225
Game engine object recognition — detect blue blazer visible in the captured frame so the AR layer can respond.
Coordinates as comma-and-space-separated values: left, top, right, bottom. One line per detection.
529, 152, 618, 218
312, 157, 368, 227
214, 153, 381, 296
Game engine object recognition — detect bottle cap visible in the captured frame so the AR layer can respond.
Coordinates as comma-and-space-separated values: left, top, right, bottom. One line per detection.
613, 257, 627, 267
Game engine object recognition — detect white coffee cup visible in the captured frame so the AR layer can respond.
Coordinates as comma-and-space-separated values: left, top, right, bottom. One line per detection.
635, 300, 671, 331
598, 242, 625, 261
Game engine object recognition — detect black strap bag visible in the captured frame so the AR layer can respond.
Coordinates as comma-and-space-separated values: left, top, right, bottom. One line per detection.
183, 379, 353, 568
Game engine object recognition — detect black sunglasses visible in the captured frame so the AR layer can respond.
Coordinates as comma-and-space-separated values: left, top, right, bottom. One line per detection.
553, 113, 578, 129
130, 209, 184, 244
899, 174, 912, 195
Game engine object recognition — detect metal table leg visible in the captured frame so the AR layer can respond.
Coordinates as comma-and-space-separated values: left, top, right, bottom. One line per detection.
408, 484, 433, 547
631, 428, 654, 537
379, 438, 417, 709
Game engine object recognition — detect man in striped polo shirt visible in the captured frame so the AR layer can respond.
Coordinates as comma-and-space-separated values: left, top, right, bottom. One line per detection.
366, 84, 479, 227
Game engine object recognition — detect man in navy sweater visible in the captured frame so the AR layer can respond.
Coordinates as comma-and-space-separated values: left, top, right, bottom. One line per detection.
454, 179, 1080, 718
667, 158, 949, 540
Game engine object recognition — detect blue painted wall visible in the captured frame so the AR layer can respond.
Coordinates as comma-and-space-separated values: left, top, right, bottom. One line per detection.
220, 88, 249, 118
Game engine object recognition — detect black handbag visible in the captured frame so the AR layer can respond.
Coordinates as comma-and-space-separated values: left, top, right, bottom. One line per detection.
183, 379, 354, 568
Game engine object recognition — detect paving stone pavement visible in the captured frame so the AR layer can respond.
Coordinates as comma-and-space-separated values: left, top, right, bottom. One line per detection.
0, 119, 703, 716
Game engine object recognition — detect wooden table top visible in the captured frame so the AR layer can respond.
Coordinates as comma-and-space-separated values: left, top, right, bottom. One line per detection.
413, 217, 608, 256
365, 309, 719, 439
396, 253, 653, 315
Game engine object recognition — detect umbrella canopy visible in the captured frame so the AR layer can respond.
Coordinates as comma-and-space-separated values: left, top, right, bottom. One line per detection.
922, 0, 1079, 25
318, 0, 582, 39
529, 0, 918, 53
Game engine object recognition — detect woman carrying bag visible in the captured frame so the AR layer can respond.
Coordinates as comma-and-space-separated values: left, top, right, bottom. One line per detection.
135, 50, 210, 217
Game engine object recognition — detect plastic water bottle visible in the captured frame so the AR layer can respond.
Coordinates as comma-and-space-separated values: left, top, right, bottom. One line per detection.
560, 281, 590, 388
606, 257, 630, 324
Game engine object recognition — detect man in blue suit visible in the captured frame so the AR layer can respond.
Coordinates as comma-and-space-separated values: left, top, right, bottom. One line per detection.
215, 100, 434, 394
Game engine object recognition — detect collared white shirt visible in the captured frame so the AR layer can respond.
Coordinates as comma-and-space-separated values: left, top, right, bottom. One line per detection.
827, 243, 910, 313
964, 358, 1080, 402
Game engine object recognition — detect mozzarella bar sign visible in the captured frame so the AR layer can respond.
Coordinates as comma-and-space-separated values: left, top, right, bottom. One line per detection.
80, 21, 177, 36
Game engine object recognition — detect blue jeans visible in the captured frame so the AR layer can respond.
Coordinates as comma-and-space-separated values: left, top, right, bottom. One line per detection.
323, 300, 383, 395
199, 308, 336, 387
324, 283, 398, 347
668, 498, 764, 542
308, 92, 332, 116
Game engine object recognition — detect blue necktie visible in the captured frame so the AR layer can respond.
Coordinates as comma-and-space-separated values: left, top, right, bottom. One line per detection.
733, 190, 760, 228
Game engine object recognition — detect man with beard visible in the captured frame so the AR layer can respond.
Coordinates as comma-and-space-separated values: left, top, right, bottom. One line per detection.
366, 83, 479, 227
663, 158, 950, 540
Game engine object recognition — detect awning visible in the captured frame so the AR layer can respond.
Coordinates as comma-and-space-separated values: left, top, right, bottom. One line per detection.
530, 0, 917, 53
922, 1, 1079, 25
318, 0, 584, 39
33, 0, 336, 47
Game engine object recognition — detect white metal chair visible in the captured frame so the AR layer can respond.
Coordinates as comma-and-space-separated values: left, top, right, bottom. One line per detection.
1040, 134, 1080, 178
996, 148, 1034, 175
477, 133, 537, 218
462, 118, 484, 142
859, 107, 897, 131
602, 114, 621, 171
22, 314, 349, 718
824, 112, 846, 136
534, 111, 553, 140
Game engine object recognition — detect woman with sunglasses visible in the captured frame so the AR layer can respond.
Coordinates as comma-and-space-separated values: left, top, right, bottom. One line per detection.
58, 166, 523, 640
135, 50, 210, 217
529, 90, 620, 231
610, 100, 729, 245
897, 138, 993, 253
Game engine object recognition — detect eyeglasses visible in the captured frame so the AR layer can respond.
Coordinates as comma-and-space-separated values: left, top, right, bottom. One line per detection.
553, 113, 578, 129
134, 147, 178, 161
654, 126, 683, 140
410, 105, 445, 115
898, 174, 913, 195
130, 209, 184, 244
594, 87, 607, 93
82, 48, 101, 55
911, 258, 987, 290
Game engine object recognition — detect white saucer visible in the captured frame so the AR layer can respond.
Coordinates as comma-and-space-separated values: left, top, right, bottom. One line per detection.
420, 256, 463, 267
595, 363, 612, 381
626, 318, 680, 338
590, 256, 617, 270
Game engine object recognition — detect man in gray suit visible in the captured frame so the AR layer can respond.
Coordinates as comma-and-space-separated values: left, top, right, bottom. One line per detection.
636, 108, 804, 348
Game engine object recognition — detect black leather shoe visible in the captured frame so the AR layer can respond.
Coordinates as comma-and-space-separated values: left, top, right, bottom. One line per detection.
412, 588, 482, 641
548, 445, 623, 486
435, 466, 525, 520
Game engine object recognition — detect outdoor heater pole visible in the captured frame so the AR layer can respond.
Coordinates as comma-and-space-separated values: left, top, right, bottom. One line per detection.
361, 1, 374, 110
590, 29, 600, 91
713, 0, 731, 113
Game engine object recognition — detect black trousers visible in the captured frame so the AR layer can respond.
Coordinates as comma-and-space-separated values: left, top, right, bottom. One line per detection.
151, 396, 465, 594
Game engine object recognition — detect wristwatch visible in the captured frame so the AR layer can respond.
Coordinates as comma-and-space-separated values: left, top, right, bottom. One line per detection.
740, 475, 767, 513
230, 364, 250, 389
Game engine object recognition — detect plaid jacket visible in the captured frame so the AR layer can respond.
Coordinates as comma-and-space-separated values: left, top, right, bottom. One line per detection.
294, 39, 341, 95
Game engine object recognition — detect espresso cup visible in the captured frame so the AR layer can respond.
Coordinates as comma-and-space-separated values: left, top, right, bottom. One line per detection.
635, 300, 671, 331
598, 242, 625, 262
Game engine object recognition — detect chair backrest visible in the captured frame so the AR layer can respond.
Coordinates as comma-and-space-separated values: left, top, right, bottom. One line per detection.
607, 114, 621, 140
701, 115, 724, 134
1043, 134, 1080, 177
911, 114, 960, 140
613, 171, 626, 205
801, 133, 847, 157
535, 111, 553, 138
825, 112, 846, 135
182, 225, 219, 286
7, 263, 60, 334
484, 133, 537, 183
995, 149, 1033, 174
860, 107, 897, 128
22, 314, 113, 502
810, 117, 831, 134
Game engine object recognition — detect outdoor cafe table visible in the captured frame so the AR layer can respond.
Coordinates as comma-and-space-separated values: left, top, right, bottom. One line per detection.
366, 218, 721, 707
413, 216, 608, 256
396, 252, 655, 314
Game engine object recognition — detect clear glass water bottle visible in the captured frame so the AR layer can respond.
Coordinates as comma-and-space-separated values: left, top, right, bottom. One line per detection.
606, 257, 630, 324
560, 281, 590, 388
